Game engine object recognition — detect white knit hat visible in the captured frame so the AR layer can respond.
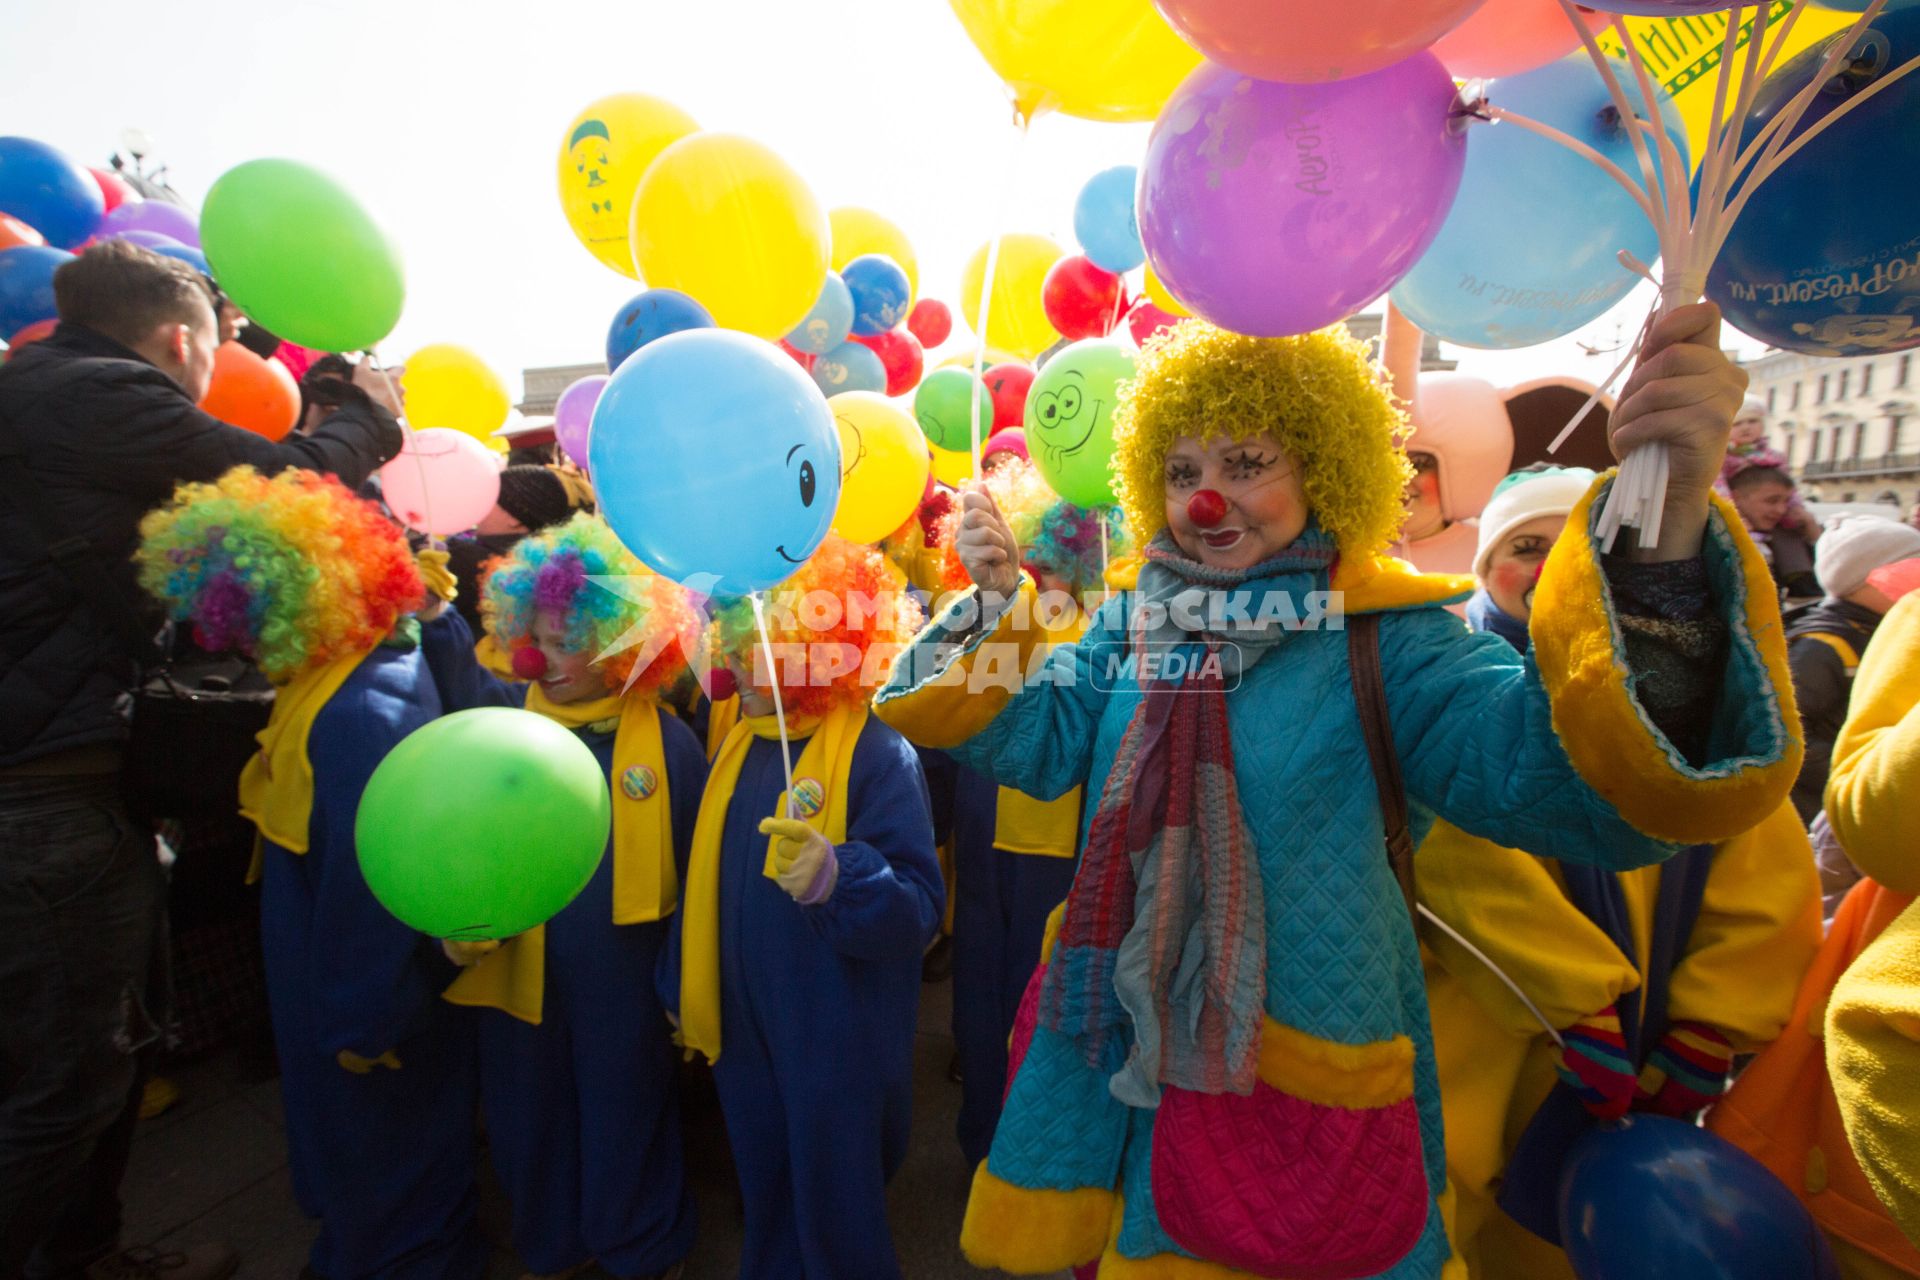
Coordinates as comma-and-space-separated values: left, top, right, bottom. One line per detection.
1815, 514, 1920, 598
1736, 394, 1768, 423
1474, 467, 1599, 580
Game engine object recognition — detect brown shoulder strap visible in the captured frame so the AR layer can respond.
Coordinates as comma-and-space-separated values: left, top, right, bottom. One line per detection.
1348, 614, 1415, 919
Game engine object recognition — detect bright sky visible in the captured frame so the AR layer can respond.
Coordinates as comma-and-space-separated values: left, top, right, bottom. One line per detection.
3, 0, 1763, 403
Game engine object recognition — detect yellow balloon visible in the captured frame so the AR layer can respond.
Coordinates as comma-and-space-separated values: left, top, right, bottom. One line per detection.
830, 207, 920, 304
929, 444, 975, 488
829, 392, 933, 544
948, 0, 1203, 123
1142, 263, 1191, 318
557, 93, 699, 278
402, 344, 510, 441
1593, 9, 1854, 170
631, 133, 831, 341
961, 234, 1065, 363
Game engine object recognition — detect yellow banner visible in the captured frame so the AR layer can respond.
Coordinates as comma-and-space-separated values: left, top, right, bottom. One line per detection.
1594, 5, 1857, 167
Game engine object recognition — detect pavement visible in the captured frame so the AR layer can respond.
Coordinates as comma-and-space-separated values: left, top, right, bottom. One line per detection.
121, 968, 1066, 1279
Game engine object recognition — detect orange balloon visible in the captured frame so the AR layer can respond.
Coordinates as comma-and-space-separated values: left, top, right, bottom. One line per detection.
200, 341, 300, 440
1432, 0, 1608, 79
1153, 0, 1484, 83
3, 318, 56, 360
0, 214, 45, 252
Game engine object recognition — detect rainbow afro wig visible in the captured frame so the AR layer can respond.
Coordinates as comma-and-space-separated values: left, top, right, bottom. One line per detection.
136, 466, 424, 683
931, 457, 1128, 596
481, 512, 696, 698
712, 534, 926, 719
1111, 320, 1413, 560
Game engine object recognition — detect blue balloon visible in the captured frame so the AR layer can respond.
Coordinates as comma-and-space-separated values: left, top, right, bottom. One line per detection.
1391, 56, 1685, 350
785, 273, 854, 355
1559, 1116, 1838, 1280
1707, 4, 1920, 358
841, 255, 911, 336
1075, 165, 1144, 274
605, 288, 714, 372
0, 138, 103, 250
589, 329, 840, 596
0, 245, 74, 336
810, 340, 887, 397
152, 243, 212, 277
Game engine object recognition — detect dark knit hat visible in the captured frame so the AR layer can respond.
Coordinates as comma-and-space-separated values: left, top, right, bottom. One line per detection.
495, 466, 572, 532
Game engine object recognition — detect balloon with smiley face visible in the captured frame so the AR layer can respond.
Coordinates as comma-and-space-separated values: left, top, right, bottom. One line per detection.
557, 93, 699, 279
1025, 339, 1132, 508
590, 329, 840, 596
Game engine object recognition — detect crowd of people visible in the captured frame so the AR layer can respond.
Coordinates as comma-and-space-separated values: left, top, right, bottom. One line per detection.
3, 238, 1920, 1280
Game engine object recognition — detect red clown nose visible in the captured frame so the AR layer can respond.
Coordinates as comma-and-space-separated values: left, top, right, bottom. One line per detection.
1187, 489, 1228, 529
511, 646, 549, 680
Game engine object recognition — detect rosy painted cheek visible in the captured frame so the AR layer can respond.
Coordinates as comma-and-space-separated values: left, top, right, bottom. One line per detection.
1490, 563, 1533, 599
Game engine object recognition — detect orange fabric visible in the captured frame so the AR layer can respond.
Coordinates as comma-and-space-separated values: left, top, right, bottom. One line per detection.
1708, 879, 1920, 1276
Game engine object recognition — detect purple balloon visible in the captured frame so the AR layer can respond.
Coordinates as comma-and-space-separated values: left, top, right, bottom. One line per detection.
110, 229, 185, 251
1139, 55, 1467, 338
99, 200, 199, 248
553, 373, 608, 468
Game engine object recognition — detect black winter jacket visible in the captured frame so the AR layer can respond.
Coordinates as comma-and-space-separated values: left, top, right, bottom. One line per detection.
1784, 597, 1883, 823
0, 325, 402, 766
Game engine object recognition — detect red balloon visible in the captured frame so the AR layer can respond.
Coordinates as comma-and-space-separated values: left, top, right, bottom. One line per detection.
87, 168, 139, 216
907, 297, 953, 349
850, 327, 925, 397
0, 214, 45, 252
4, 318, 56, 360
1153, 0, 1485, 82
199, 341, 300, 440
777, 339, 816, 372
1431, 0, 1607, 78
1042, 255, 1129, 341
983, 363, 1036, 429
1127, 300, 1181, 347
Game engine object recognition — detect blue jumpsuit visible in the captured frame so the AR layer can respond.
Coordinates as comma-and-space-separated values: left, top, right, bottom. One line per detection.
659, 721, 944, 1280
418, 614, 702, 1277
948, 765, 1079, 1168
259, 646, 484, 1280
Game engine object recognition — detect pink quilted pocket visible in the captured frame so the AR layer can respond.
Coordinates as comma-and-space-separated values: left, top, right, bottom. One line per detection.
1004, 957, 1047, 1105
1150, 1080, 1428, 1279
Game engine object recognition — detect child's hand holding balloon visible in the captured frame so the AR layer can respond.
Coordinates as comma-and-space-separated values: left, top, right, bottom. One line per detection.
955, 481, 1022, 600
760, 816, 838, 905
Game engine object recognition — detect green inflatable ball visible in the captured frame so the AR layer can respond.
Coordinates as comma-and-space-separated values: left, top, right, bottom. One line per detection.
201, 158, 405, 354
913, 367, 996, 454
1026, 339, 1132, 509
355, 708, 610, 941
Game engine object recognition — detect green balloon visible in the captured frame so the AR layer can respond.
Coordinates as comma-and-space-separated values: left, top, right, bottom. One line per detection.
913, 367, 996, 454
200, 158, 405, 353
355, 708, 610, 941
1026, 339, 1132, 508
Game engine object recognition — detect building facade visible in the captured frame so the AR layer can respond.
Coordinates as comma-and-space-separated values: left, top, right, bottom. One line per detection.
519, 362, 605, 415
1744, 347, 1920, 510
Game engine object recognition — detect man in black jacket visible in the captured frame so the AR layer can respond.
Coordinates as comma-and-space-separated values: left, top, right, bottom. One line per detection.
0, 242, 402, 1280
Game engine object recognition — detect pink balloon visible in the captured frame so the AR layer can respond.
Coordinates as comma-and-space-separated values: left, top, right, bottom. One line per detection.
1153, 0, 1487, 83
1127, 300, 1182, 346
553, 374, 608, 468
380, 427, 502, 535
1139, 56, 1467, 338
1432, 0, 1610, 78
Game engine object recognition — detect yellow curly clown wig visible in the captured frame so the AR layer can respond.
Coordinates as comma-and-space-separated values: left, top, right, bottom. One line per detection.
1111, 320, 1414, 559
136, 467, 424, 683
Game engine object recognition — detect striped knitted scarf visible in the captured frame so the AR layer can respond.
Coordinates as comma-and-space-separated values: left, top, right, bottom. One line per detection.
1039, 525, 1338, 1105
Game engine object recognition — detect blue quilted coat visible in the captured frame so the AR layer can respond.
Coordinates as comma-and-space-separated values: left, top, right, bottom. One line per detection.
875, 488, 1801, 1278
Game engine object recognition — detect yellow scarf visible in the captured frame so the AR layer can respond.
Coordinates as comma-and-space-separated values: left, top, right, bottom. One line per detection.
705, 693, 740, 763
444, 686, 676, 1024
474, 632, 518, 680
238, 649, 375, 859
679, 700, 867, 1063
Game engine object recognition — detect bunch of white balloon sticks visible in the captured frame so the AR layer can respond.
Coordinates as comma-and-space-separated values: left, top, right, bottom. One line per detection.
1488, 0, 1918, 551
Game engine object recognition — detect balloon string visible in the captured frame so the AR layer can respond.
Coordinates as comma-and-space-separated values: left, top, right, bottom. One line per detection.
749, 592, 798, 820
365, 349, 443, 552
1416, 904, 1565, 1048
971, 116, 1032, 478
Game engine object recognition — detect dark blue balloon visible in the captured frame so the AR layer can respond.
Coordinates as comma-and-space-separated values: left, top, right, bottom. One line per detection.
1707, 5, 1920, 358
152, 243, 212, 277
1559, 1115, 1838, 1280
605, 288, 714, 372
1075, 165, 1144, 274
810, 339, 887, 397
0, 245, 74, 336
0, 137, 103, 250
841, 254, 911, 336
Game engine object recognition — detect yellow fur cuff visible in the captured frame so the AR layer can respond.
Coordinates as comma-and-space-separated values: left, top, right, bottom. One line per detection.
1257, 1020, 1415, 1109
875, 576, 1050, 749
961, 1163, 1112, 1273
1531, 475, 1801, 844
